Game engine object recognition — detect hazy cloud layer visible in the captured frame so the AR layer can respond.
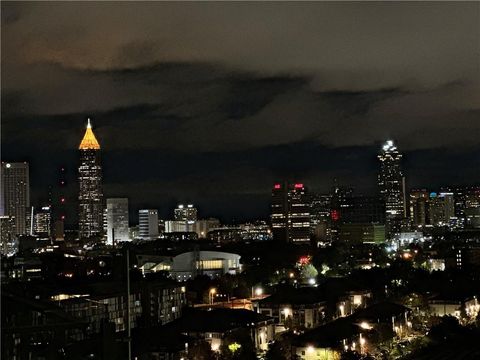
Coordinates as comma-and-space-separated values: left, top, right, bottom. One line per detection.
2, 2, 479, 221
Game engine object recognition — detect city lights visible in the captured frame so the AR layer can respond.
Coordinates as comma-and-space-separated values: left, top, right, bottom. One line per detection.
359, 322, 372, 330
2, 4, 479, 359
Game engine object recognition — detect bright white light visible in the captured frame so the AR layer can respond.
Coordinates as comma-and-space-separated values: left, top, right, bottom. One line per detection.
283, 307, 290, 316
255, 287, 263, 296
306, 345, 315, 353
359, 322, 372, 330
308, 278, 316, 285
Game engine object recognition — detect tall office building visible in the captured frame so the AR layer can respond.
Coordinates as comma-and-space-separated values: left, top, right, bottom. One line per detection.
378, 140, 406, 237
138, 209, 159, 240
1, 162, 30, 235
78, 119, 103, 239
429, 192, 455, 227
174, 204, 198, 222
105, 198, 129, 245
0, 216, 16, 256
34, 206, 52, 237
271, 182, 310, 244
409, 189, 429, 228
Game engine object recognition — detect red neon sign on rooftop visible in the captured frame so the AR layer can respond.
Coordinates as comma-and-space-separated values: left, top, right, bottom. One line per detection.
294, 183, 304, 189
274, 184, 281, 189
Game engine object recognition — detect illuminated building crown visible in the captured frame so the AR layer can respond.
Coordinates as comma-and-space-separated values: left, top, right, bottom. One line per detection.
79, 118, 100, 150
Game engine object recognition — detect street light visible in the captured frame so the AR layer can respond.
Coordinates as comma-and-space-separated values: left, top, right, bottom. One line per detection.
209, 288, 216, 305
255, 287, 263, 297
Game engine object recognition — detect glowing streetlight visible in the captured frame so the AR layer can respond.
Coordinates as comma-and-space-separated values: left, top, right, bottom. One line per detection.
339, 304, 345, 317
255, 287, 263, 297
306, 345, 315, 354
359, 322, 372, 330
209, 288, 216, 304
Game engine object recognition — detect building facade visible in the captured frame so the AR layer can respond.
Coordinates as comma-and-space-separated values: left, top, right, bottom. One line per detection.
378, 140, 406, 238
34, 206, 51, 237
174, 204, 197, 222
1, 162, 30, 235
429, 192, 455, 227
78, 119, 103, 239
138, 209, 159, 240
409, 189, 429, 228
271, 182, 311, 244
105, 198, 129, 245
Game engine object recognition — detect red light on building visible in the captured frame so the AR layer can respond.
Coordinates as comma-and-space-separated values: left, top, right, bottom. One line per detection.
294, 183, 304, 189
61, 198, 65, 203
61, 215, 65, 220
331, 210, 340, 222
274, 184, 281, 189
298, 255, 311, 266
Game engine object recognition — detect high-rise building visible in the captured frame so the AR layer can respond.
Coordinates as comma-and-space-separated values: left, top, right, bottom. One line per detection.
0, 216, 16, 256
429, 192, 455, 227
271, 182, 310, 244
34, 206, 52, 237
78, 119, 103, 239
106, 198, 129, 245
342, 196, 386, 224
1, 162, 30, 235
378, 140, 406, 237
409, 189, 429, 228
138, 209, 159, 240
174, 204, 197, 222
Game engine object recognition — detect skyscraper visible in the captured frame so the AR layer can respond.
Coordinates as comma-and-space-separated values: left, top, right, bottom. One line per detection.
378, 140, 406, 237
105, 198, 129, 245
1, 162, 30, 235
409, 189, 429, 228
429, 192, 455, 227
271, 182, 310, 244
78, 119, 103, 239
34, 206, 52, 237
138, 209, 159, 240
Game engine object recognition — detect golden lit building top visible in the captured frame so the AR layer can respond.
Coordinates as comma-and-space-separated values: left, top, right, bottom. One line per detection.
79, 118, 100, 150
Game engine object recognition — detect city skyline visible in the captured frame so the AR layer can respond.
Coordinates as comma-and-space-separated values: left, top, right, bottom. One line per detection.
2, 2, 479, 222
2, 3, 480, 360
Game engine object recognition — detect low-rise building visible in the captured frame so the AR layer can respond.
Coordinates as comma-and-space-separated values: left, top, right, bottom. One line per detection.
170, 250, 241, 281
257, 287, 327, 333
162, 308, 275, 352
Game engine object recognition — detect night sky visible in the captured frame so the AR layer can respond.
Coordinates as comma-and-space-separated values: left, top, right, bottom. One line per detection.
2, 2, 479, 224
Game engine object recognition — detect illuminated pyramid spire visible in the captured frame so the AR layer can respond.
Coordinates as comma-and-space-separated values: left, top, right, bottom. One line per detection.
79, 118, 100, 150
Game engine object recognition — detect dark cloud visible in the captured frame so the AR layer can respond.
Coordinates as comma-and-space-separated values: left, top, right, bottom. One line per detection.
1, 2, 479, 222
